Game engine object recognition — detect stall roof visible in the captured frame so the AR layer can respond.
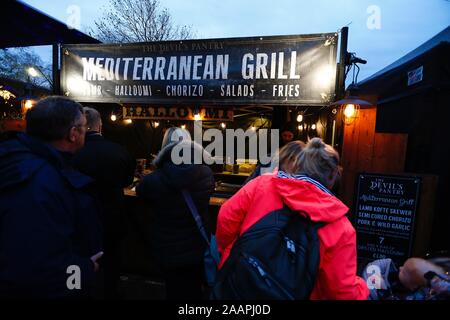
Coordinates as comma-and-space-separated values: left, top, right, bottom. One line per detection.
1, 1, 100, 48
358, 26, 450, 135
0, 76, 51, 98
360, 26, 450, 86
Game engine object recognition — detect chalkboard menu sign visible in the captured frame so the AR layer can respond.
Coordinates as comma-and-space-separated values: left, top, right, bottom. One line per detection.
354, 174, 421, 266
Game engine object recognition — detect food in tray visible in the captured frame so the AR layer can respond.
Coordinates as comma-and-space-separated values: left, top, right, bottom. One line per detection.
238, 163, 256, 173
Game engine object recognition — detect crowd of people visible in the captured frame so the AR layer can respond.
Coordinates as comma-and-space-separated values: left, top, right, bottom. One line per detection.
0, 96, 448, 300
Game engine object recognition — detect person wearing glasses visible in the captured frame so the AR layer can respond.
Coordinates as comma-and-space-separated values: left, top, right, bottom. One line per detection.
0, 96, 103, 299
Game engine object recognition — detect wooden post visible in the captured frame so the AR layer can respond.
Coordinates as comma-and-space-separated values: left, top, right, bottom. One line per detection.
333, 27, 348, 154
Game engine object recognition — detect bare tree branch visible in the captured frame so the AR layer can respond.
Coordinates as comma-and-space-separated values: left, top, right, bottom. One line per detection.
0, 48, 52, 89
89, 0, 196, 43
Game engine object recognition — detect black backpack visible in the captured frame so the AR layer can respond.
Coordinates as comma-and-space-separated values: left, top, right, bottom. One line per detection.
211, 206, 325, 300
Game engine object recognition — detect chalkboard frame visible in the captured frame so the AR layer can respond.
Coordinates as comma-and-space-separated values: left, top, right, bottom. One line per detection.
352, 172, 422, 267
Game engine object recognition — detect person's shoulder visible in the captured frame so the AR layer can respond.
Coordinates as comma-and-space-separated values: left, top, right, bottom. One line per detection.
137, 170, 163, 193
28, 160, 65, 192
195, 164, 214, 177
91, 136, 124, 151
248, 172, 275, 187
86, 137, 133, 160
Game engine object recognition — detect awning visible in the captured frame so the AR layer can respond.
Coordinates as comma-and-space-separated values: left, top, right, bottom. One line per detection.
1, 1, 100, 48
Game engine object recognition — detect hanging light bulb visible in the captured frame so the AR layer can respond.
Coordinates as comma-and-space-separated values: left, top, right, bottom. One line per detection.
124, 119, 132, 124
298, 125, 303, 131
330, 83, 370, 125
220, 122, 226, 129
344, 104, 356, 118
296, 113, 303, 123
181, 124, 186, 130
110, 114, 117, 121
311, 123, 317, 130
251, 125, 256, 131
193, 113, 202, 121
153, 121, 160, 128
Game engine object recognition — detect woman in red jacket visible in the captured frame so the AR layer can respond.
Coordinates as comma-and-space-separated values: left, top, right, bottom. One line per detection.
215, 138, 369, 300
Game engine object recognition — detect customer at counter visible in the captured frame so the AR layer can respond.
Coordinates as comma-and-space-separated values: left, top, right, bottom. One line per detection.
73, 107, 136, 299
280, 123, 296, 147
136, 127, 214, 300
214, 138, 369, 299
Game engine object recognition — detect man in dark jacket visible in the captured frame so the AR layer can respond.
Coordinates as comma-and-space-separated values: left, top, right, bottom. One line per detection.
0, 96, 103, 299
72, 107, 136, 299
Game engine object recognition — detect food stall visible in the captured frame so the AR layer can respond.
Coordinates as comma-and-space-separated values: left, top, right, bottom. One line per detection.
61, 33, 340, 185
60, 32, 341, 275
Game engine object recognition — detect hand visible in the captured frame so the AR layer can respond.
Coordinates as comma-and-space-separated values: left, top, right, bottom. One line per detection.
90, 251, 104, 272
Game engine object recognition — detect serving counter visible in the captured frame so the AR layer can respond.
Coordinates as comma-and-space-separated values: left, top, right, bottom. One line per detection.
124, 187, 229, 207
120, 176, 240, 277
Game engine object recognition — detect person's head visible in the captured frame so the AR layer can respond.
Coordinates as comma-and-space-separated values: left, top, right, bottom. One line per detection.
281, 127, 295, 145
298, 137, 340, 189
399, 258, 445, 291
161, 127, 191, 149
26, 96, 87, 153
83, 107, 102, 133
278, 140, 306, 174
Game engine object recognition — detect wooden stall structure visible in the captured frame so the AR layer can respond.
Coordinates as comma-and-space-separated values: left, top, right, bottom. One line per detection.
340, 26, 450, 264
59, 32, 343, 278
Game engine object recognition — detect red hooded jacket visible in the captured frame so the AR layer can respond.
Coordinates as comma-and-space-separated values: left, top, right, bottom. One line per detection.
216, 172, 369, 300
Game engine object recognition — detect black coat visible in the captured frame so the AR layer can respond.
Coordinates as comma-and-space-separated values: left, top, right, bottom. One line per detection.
0, 133, 102, 298
72, 132, 136, 238
136, 141, 215, 268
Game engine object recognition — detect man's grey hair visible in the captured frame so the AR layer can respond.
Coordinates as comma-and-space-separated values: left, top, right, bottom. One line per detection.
26, 96, 84, 141
83, 107, 102, 131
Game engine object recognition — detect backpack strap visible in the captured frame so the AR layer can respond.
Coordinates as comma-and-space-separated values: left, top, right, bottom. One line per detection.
182, 189, 221, 267
181, 189, 210, 245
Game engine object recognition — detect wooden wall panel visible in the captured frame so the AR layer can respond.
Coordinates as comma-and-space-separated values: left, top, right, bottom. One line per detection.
340, 108, 376, 209
340, 107, 407, 210
371, 133, 408, 173
355, 108, 377, 170
340, 108, 362, 208
339, 104, 436, 262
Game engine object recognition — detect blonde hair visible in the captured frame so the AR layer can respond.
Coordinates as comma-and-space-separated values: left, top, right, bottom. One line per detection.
278, 140, 306, 174
298, 137, 340, 188
161, 127, 191, 149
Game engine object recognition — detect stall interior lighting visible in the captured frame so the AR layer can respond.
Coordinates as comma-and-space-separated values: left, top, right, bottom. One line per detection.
110, 114, 117, 121
311, 123, 317, 130
296, 114, 303, 123
220, 122, 226, 129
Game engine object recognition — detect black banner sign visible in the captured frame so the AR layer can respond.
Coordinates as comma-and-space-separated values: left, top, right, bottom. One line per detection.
61, 33, 338, 105
354, 174, 421, 266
